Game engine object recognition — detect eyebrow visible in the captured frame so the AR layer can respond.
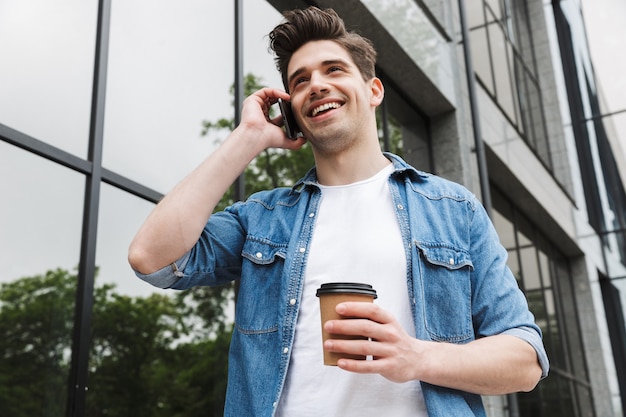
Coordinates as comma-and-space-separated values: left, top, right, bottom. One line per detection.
287, 59, 351, 87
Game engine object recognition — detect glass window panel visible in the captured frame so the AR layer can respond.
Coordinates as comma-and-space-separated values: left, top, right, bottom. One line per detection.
507, 249, 521, 283
526, 289, 546, 330
544, 287, 556, 324
382, 85, 429, 171
524, 72, 539, 149
541, 288, 563, 367
0, 0, 97, 157
520, 246, 541, 290
507, 44, 522, 125
470, 25, 494, 96
0, 141, 84, 415
516, 212, 533, 246
517, 388, 541, 417
243, 1, 284, 90
538, 247, 552, 287
466, 1, 486, 29
526, 373, 563, 417
398, 121, 429, 171
95, 184, 162, 298
510, 1, 533, 67
527, 76, 551, 166
493, 208, 516, 249
511, 56, 526, 136
0, 142, 84, 284
574, 384, 595, 417
103, 2, 231, 194
553, 258, 588, 381
103, 2, 284, 195
488, 23, 517, 121
485, 0, 502, 19
544, 375, 580, 417
491, 187, 517, 248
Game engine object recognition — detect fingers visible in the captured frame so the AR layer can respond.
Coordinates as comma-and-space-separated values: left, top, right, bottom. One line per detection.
324, 336, 389, 358
247, 87, 290, 110
323, 303, 398, 348
322, 313, 420, 383
321, 302, 419, 382
237, 88, 308, 147
335, 302, 393, 325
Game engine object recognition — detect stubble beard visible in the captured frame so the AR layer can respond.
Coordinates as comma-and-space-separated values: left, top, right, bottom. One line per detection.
306, 117, 361, 157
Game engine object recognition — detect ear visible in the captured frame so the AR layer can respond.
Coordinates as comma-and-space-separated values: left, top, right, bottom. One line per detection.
369, 77, 384, 107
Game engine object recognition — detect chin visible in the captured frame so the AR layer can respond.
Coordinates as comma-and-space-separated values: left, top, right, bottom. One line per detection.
310, 133, 354, 155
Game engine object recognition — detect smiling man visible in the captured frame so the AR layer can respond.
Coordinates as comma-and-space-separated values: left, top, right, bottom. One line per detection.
128, 7, 548, 417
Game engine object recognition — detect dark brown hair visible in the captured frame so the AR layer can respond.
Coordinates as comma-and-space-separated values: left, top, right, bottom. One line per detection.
268, 7, 377, 91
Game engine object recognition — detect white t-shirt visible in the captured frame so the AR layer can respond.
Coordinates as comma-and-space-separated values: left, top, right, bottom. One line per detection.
276, 164, 427, 417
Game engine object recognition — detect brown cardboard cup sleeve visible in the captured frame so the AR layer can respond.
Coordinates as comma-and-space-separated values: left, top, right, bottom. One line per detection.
316, 282, 377, 366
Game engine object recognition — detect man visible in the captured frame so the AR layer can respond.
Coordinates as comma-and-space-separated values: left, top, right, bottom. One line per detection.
129, 7, 549, 417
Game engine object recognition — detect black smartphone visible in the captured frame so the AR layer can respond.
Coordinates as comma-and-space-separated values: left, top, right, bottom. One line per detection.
278, 98, 301, 139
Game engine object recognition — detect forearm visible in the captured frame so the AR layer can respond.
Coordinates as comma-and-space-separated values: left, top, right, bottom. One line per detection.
128, 127, 265, 274
417, 334, 542, 395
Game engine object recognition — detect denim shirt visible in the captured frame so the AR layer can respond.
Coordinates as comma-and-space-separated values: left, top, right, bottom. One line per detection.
136, 153, 549, 417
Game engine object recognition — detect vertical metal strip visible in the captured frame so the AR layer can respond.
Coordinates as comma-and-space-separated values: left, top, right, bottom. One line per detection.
233, 0, 245, 301
234, 0, 245, 202
458, 0, 493, 217
66, 0, 111, 415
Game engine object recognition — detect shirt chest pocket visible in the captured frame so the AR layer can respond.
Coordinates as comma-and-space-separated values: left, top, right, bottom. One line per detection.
415, 243, 474, 343
236, 238, 287, 334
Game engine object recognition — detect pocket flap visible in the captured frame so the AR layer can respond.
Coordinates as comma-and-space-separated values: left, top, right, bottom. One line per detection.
416, 243, 473, 270
242, 238, 286, 265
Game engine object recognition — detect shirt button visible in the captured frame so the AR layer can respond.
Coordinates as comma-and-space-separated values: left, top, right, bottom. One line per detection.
309, 212, 315, 217
449, 258, 455, 265
299, 247, 306, 253
397, 204, 404, 210
283, 347, 289, 354
255, 252, 263, 259
289, 298, 296, 306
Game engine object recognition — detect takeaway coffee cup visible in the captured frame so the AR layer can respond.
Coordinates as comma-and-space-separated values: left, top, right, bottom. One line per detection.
316, 282, 378, 366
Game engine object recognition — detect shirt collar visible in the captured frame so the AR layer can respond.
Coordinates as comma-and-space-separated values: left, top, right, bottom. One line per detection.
291, 152, 428, 193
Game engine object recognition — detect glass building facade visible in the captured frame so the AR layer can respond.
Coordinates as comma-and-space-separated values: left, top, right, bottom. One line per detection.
1, 0, 625, 416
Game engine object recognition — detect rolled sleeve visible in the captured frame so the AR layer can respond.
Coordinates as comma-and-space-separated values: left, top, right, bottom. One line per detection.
134, 251, 191, 289
502, 326, 550, 379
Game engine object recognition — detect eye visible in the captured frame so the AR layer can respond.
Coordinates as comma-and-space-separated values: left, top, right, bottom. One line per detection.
328, 66, 343, 73
291, 76, 308, 91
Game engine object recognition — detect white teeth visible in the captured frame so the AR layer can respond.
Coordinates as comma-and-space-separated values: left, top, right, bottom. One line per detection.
311, 102, 341, 117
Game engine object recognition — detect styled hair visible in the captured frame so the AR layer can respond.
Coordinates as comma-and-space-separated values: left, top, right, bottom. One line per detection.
268, 7, 377, 91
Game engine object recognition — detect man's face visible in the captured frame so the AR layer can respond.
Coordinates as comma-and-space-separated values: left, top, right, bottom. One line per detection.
286, 40, 382, 153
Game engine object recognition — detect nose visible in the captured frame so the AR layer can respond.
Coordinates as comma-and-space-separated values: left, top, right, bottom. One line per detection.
308, 71, 330, 96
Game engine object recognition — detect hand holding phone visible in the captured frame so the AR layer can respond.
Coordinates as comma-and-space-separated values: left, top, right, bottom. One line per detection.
278, 98, 301, 139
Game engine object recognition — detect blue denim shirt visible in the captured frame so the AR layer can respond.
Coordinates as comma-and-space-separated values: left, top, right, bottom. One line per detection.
137, 153, 549, 417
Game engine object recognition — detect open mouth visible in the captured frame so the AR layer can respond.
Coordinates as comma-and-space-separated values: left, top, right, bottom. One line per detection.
310, 102, 342, 117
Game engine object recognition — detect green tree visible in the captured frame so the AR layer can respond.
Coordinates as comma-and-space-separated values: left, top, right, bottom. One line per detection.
87, 280, 233, 416
0, 268, 232, 417
0, 268, 74, 416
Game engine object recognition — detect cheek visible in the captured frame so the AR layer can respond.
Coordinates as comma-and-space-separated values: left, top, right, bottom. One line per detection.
290, 97, 305, 118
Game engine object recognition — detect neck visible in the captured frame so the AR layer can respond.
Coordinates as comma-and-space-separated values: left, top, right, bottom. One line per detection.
313, 143, 391, 186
